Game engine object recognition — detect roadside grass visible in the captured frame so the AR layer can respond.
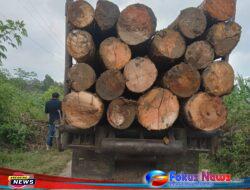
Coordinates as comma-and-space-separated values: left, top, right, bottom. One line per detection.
0, 148, 72, 175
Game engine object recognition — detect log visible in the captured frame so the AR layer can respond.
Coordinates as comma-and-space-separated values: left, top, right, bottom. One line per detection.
68, 63, 96, 92
199, 0, 236, 21
185, 41, 214, 70
162, 63, 201, 98
168, 7, 207, 39
96, 69, 125, 101
137, 88, 179, 130
202, 61, 234, 96
67, 0, 94, 29
123, 57, 157, 93
117, 4, 157, 46
107, 97, 137, 129
62, 91, 104, 129
99, 37, 131, 70
66, 30, 95, 62
95, 0, 120, 35
206, 22, 241, 57
150, 29, 186, 62
184, 92, 227, 131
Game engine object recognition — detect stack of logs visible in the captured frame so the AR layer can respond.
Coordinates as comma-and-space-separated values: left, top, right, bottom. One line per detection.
62, 0, 241, 132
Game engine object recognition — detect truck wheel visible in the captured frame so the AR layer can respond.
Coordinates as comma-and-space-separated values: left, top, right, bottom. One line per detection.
156, 151, 199, 173
71, 149, 114, 179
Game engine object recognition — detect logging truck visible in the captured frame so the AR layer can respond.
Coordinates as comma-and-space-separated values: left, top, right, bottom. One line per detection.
58, 0, 240, 180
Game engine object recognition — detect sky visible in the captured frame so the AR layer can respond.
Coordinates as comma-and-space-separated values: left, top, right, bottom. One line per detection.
0, 0, 249, 82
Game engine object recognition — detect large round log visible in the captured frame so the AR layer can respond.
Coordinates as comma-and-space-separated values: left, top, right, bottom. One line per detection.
137, 88, 179, 131
168, 7, 207, 39
66, 30, 95, 62
202, 61, 234, 96
184, 92, 227, 131
199, 0, 236, 21
150, 29, 186, 61
163, 63, 201, 98
67, 0, 94, 29
68, 63, 96, 92
107, 97, 137, 130
95, 0, 120, 34
99, 37, 131, 70
123, 57, 157, 93
185, 41, 214, 70
117, 4, 157, 46
62, 91, 104, 129
96, 69, 125, 101
206, 22, 241, 57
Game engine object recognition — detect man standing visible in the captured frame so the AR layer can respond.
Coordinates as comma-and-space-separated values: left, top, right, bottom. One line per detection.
45, 92, 62, 150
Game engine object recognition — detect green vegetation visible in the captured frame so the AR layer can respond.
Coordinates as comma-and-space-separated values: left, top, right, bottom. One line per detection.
0, 149, 72, 175
0, 68, 63, 149
0, 67, 68, 175
201, 76, 250, 178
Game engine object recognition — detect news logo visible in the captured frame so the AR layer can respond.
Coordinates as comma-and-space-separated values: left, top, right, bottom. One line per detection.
8, 172, 36, 189
144, 170, 168, 187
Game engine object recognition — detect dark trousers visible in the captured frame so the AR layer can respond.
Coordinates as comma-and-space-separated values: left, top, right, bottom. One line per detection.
46, 124, 55, 146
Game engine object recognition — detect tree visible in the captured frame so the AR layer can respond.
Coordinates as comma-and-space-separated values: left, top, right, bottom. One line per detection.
43, 74, 55, 91
0, 19, 27, 63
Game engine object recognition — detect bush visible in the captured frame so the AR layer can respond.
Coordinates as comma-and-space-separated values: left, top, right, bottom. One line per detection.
208, 76, 250, 178
0, 123, 31, 148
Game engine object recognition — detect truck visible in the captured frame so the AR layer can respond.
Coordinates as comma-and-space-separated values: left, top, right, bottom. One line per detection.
58, 0, 237, 181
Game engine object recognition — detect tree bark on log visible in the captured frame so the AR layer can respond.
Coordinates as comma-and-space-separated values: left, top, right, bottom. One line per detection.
168, 7, 207, 39
66, 30, 95, 62
199, 0, 236, 22
96, 69, 125, 101
206, 22, 241, 57
107, 97, 137, 129
117, 4, 156, 46
123, 57, 157, 93
95, 0, 120, 36
62, 91, 104, 129
162, 63, 201, 98
67, 0, 94, 29
184, 92, 227, 131
202, 61, 234, 96
99, 37, 131, 70
150, 29, 186, 62
68, 63, 96, 92
185, 41, 214, 70
137, 88, 179, 130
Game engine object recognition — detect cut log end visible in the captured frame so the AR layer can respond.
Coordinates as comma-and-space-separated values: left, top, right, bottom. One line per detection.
117, 3, 157, 46
150, 29, 186, 60
202, 61, 234, 96
96, 69, 125, 101
68, 63, 96, 92
207, 22, 241, 57
163, 63, 201, 98
67, 0, 94, 28
107, 97, 137, 129
95, 0, 120, 32
171, 7, 207, 39
138, 88, 179, 131
199, 0, 236, 21
62, 91, 104, 129
99, 37, 131, 70
66, 30, 95, 62
185, 41, 214, 70
124, 57, 157, 93
184, 92, 227, 131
